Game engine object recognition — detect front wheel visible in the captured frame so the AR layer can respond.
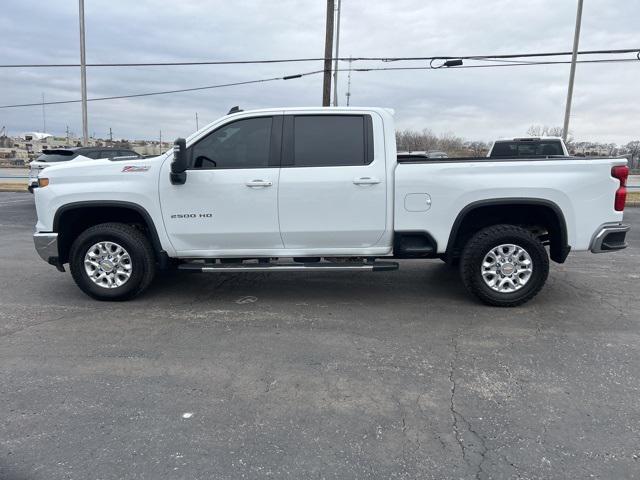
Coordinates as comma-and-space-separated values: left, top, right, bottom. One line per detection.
460, 224, 549, 307
69, 223, 156, 301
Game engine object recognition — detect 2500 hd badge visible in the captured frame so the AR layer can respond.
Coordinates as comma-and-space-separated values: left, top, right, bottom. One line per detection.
170, 213, 213, 219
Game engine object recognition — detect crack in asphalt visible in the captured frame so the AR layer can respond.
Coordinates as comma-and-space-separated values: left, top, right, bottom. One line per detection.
448, 333, 489, 480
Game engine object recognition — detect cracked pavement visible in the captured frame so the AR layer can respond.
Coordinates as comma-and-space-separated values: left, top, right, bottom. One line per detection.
1, 192, 639, 479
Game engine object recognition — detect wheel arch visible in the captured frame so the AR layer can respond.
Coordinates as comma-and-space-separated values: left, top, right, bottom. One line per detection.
446, 198, 570, 263
53, 201, 164, 265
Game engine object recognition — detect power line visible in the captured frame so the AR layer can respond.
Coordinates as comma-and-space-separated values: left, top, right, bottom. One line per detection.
0, 48, 637, 68
0, 71, 323, 109
0, 57, 636, 110
349, 57, 638, 72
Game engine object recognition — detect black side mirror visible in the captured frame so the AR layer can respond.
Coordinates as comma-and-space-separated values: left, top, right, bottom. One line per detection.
170, 138, 187, 185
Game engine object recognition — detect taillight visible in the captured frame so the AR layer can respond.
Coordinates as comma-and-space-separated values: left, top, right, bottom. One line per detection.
611, 165, 629, 211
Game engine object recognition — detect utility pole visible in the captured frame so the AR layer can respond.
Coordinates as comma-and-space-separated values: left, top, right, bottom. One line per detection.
41, 93, 46, 133
159, 130, 162, 155
195, 112, 199, 130
322, 0, 335, 106
332, 0, 342, 106
109, 127, 113, 144
562, 0, 584, 142
78, 0, 89, 146
66, 125, 70, 145
345, 56, 353, 106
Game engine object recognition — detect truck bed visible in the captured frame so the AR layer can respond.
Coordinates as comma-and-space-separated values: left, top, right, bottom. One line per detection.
393, 155, 626, 253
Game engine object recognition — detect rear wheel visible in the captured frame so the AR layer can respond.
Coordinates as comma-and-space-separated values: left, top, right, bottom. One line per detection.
69, 223, 155, 301
460, 224, 549, 307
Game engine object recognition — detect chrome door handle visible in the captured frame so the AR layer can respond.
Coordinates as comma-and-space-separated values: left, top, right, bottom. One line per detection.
353, 176, 381, 185
246, 179, 273, 187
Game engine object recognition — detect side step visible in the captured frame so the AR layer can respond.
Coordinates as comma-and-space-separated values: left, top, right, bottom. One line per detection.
178, 261, 399, 273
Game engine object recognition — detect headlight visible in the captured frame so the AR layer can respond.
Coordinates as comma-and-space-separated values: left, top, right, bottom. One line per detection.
38, 178, 50, 188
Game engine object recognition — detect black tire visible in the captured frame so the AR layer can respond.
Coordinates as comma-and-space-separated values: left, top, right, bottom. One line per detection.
69, 223, 156, 301
460, 224, 549, 307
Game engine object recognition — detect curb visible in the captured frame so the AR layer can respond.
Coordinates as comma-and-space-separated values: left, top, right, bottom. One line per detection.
0, 183, 29, 193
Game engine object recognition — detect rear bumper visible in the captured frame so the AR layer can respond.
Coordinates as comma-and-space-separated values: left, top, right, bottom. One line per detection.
34, 232, 59, 263
590, 223, 630, 253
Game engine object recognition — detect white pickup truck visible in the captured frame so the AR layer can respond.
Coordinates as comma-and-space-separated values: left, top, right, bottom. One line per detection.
32, 107, 630, 306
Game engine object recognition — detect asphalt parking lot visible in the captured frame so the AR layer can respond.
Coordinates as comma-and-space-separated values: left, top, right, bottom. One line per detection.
1, 192, 639, 480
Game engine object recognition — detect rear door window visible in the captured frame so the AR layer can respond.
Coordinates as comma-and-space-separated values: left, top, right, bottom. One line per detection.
291, 115, 370, 167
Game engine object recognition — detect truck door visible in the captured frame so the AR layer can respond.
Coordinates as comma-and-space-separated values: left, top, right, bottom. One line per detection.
278, 113, 387, 249
159, 115, 283, 254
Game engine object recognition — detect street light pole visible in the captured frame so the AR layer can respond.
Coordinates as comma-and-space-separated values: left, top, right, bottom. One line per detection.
332, 0, 341, 106
41, 93, 46, 133
322, 0, 335, 106
78, 0, 89, 146
562, 0, 584, 142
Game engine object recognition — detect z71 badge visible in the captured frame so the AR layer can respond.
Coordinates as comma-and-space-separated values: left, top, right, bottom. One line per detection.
122, 165, 150, 172
170, 213, 213, 219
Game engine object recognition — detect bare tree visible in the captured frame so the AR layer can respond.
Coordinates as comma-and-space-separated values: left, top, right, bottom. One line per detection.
526, 125, 573, 144
438, 132, 464, 154
396, 128, 438, 152
526, 125, 543, 136
469, 141, 489, 157
627, 141, 640, 169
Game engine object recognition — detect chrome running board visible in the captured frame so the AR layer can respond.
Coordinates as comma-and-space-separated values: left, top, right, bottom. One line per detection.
178, 261, 399, 273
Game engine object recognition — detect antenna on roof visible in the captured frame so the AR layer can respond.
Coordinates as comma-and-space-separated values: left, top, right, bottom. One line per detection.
227, 106, 243, 115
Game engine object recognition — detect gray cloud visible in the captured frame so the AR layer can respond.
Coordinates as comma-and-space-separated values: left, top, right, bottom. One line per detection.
0, 0, 638, 143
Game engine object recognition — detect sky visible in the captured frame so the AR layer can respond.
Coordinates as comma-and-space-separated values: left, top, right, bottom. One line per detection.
0, 0, 638, 144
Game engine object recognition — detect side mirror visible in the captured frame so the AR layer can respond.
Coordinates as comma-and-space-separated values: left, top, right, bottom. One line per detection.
170, 138, 187, 185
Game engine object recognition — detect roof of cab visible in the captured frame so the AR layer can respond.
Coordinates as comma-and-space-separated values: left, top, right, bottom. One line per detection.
494, 136, 563, 142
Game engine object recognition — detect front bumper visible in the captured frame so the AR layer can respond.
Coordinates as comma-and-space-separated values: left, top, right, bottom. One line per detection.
590, 223, 630, 253
34, 232, 59, 263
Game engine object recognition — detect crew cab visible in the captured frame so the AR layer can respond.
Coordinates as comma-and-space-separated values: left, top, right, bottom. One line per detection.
32, 107, 630, 306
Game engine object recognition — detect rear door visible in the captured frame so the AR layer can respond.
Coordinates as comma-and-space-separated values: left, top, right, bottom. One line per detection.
278, 113, 387, 249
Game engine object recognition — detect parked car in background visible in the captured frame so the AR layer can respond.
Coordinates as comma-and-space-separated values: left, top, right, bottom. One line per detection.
397, 150, 448, 159
487, 137, 569, 158
398, 150, 449, 159
28, 147, 141, 192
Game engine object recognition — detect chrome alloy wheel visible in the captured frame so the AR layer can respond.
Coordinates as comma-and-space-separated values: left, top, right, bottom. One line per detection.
481, 244, 533, 293
84, 241, 132, 289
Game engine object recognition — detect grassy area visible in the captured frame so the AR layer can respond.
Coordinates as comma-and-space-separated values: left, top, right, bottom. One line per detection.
627, 191, 640, 204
